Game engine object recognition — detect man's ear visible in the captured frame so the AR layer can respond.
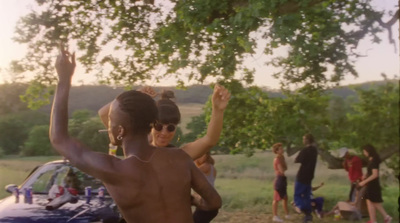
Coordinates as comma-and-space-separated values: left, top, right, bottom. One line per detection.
117, 125, 126, 137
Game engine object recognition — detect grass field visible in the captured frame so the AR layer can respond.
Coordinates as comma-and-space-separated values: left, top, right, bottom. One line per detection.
0, 152, 398, 222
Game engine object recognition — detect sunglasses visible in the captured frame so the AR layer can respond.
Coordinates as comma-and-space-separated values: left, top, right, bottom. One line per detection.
153, 123, 176, 132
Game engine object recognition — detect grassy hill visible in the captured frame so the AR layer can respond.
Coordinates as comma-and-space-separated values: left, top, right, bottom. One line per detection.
0, 153, 398, 222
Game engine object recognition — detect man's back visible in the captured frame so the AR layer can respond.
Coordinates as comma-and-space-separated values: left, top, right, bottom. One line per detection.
50, 46, 221, 223
103, 148, 209, 223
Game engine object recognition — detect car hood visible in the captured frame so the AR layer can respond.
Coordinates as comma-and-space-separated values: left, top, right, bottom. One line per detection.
0, 194, 119, 223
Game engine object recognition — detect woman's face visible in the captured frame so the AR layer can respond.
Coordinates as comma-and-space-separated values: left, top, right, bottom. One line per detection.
363, 149, 369, 157
151, 123, 177, 147
277, 146, 284, 155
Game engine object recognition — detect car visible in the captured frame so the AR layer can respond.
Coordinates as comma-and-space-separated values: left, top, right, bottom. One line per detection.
0, 160, 121, 223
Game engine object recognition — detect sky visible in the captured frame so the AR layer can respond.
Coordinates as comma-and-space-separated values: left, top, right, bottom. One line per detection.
0, 0, 398, 89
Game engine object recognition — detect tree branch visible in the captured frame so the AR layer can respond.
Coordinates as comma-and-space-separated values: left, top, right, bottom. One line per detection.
318, 145, 399, 169
287, 143, 399, 169
376, 9, 399, 53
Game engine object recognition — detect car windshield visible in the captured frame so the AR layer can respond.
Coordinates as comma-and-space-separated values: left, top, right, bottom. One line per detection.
22, 162, 105, 195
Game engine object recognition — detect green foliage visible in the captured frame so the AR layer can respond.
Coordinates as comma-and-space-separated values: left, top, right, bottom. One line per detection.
68, 110, 109, 153
74, 118, 109, 153
344, 80, 399, 149
343, 80, 400, 176
171, 127, 184, 147
0, 118, 27, 155
181, 113, 206, 144
22, 125, 55, 156
10, 0, 396, 103
69, 109, 95, 136
0, 83, 29, 115
205, 80, 332, 154
0, 111, 49, 155
20, 80, 55, 110
198, 80, 399, 174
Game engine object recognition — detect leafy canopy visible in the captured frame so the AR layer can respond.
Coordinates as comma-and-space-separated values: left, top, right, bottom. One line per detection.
11, 0, 397, 94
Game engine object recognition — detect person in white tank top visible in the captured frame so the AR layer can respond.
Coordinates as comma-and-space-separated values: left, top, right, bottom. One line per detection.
193, 152, 219, 223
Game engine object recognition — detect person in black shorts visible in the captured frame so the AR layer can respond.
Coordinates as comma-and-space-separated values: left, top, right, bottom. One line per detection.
358, 144, 392, 223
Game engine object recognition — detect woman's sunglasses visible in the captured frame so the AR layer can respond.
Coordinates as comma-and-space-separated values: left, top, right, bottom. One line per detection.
153, 123, 176, 132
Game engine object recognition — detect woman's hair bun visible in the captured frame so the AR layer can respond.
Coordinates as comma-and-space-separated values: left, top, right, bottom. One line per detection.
160, 90, 175, 100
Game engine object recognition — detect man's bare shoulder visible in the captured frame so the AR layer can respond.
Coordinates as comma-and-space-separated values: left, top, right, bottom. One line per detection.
152, 146, 194, 165
160, 146, 191, 157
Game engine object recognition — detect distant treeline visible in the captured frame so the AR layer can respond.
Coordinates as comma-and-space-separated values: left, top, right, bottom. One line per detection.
0, 81, 392, 116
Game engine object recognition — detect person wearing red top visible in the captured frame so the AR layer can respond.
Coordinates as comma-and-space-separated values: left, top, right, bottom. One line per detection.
271, 143, 290, 222
339, 147, 363, 202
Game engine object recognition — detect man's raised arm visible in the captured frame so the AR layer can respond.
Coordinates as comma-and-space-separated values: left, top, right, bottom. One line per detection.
49, 44, 77, 159
49, 44, 119, 182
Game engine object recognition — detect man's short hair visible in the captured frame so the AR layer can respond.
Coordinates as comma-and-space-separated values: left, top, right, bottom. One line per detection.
304, 133, 315, 144
116, 90, 158, 135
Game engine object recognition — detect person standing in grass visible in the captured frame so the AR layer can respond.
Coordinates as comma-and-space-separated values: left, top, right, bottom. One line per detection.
358, 144, 392, 223
293, 133, 318, 223
193, 152, 219, 223
338, 147, 363, 202
271, 143, 290, 222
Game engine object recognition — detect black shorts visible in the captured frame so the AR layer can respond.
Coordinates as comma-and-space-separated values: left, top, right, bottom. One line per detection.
365, 181, 383, 203
274, 175, 287, 200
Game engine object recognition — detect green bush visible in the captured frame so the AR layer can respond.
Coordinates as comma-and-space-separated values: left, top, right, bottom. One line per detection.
21, 125, 55, 156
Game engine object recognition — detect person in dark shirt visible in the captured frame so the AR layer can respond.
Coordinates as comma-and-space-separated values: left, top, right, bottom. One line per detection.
293, 133, 318, 223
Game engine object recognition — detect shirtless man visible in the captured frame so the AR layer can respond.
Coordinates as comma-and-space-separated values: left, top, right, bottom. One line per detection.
49, 44, 221, 223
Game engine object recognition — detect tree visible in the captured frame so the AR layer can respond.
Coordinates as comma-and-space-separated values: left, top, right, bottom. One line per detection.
68, 109, 110, 153
0, 111, 49, 155
69, 109, 94, 136
201, 80, 399, 174
9, 0, 398, 106
22, 125, 56, 156
209, 80, 333, 156
342, 80, 399, 176
0, 83, 29, 115
181, 113, 207, 145
75, 118, 110, 153
0, 118, 27, 155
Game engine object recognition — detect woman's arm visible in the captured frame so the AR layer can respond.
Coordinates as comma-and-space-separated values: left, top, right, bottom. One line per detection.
181, 85, 230, 160
98, 102, 111, 128
197, 162, 212, 175
191, 161, 221, 210
358, 169, 378, 187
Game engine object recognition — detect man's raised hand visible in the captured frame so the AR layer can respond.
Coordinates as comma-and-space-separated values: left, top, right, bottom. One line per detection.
55, 43, 76, 82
